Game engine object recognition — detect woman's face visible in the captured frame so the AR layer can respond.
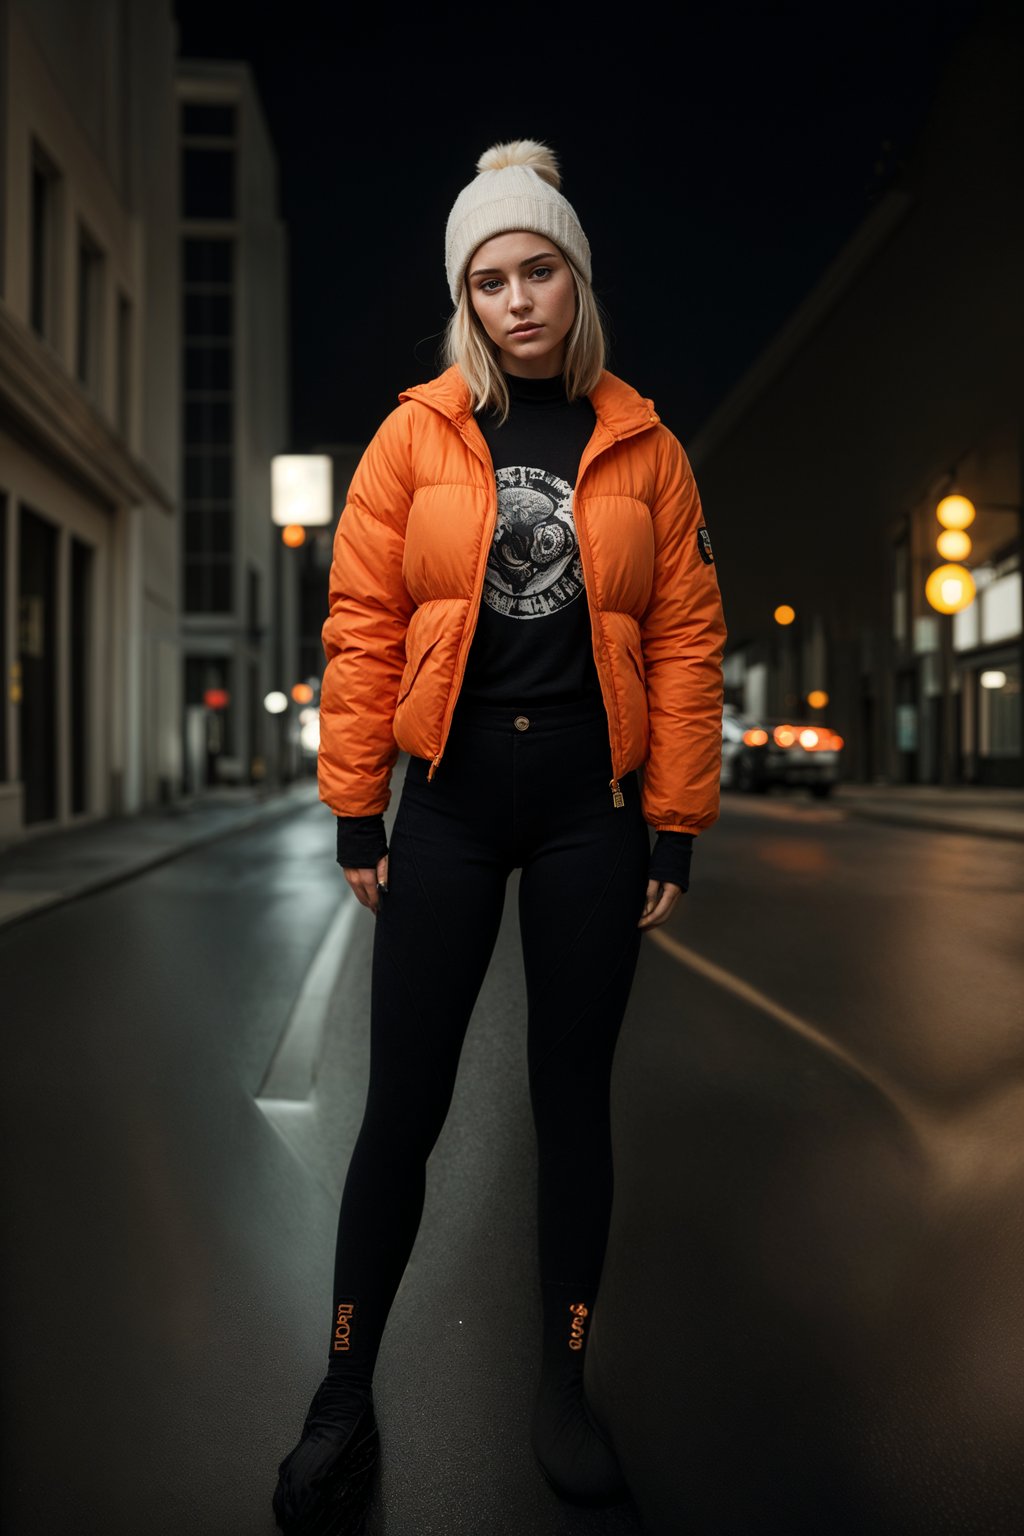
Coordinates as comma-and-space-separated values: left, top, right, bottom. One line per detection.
466, 230, 577, 378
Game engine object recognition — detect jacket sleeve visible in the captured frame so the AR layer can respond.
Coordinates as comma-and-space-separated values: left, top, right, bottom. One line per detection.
318, 406, 417, 817
638, 428, 727, 835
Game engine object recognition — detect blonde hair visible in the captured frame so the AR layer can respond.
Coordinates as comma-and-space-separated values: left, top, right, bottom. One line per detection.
440, 249, 608, 425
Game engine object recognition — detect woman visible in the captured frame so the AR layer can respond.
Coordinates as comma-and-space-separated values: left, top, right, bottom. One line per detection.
273, 138, 727, 1535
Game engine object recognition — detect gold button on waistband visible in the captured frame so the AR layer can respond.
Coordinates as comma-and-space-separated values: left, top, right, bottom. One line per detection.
513, 715, 530, 731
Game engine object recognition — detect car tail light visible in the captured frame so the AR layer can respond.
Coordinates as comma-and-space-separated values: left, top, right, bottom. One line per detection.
770, 724, 845, 751
803, 727, 844, 751
743, 728, 769, 746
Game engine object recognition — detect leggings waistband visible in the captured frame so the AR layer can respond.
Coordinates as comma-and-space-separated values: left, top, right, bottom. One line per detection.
451, 692, 608, 734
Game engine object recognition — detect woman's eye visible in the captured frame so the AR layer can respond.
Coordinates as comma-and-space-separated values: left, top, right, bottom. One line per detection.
480, 279, 502, 293
531, 266, 551, 278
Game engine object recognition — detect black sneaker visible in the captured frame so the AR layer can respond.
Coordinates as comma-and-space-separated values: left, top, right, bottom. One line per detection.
272, 1377, 380, 1535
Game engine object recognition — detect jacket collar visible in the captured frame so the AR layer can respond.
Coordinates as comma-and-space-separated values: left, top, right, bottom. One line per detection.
398, 363, 660, 440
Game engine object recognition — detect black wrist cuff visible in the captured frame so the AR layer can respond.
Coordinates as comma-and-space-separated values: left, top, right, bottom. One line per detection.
648, 831, 694, 893
336, 814, 389, 870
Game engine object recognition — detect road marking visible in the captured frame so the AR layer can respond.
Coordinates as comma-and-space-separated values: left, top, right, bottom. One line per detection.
647, 926, 913, 1118
648, 925, 1024, 1205
256, 895, 364, 1104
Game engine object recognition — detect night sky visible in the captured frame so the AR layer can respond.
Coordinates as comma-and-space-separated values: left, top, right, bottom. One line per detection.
172, 0, 985, 453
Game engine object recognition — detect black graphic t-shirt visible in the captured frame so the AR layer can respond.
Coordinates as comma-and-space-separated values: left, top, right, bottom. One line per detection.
459, 368, 602, 704
336, 368, 694, 891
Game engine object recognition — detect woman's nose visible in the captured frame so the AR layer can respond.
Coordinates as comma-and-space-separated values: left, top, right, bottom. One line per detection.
509, 283, 532, 312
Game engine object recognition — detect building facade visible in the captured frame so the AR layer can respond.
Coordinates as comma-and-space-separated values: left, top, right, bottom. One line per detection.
691, 9, 1022, 788
176, 61, 294, 793
0, 0, 180, 837
0, 2, 296, 843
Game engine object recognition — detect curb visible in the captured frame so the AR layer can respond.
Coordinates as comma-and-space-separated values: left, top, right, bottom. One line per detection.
840, 804, 1024, 843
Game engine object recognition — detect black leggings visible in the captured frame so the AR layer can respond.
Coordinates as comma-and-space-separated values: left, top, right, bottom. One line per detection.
327, 692, 651, 1374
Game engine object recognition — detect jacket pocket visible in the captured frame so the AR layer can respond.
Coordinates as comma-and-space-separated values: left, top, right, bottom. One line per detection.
626, 639, 647, 689
396, 632, 443, 708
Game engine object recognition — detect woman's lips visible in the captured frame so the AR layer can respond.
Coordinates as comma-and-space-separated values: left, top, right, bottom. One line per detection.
509, 324, 542, 336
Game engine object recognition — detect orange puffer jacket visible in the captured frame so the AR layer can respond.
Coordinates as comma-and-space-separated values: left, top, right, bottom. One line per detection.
319, 363, 727, 836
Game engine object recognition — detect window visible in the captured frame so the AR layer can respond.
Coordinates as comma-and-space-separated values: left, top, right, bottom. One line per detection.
116, 291, 132, 438
70, 538, 93, 814
76, 221, 105, 395
182, 236, 235, 612
180, 100, 237, 221
30, 140, 61, 345
0, 493, 7, 781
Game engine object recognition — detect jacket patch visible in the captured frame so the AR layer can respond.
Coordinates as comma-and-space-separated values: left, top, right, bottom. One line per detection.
697, 526, 715, 565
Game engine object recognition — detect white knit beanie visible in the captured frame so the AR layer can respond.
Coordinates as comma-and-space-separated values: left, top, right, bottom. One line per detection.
444, 139, 592, 306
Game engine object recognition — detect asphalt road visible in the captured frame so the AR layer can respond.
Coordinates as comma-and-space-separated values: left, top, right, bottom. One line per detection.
1, 783, 1021, 1535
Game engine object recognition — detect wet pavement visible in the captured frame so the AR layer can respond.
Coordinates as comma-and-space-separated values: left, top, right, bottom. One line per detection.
1, 771, 1022, 1533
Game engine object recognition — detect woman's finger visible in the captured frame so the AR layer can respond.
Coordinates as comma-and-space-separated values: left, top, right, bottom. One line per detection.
637, 881, 682, 930
343, 867, 379, 912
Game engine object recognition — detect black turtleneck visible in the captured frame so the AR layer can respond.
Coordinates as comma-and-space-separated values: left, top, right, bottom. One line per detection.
335, 368, 694, 893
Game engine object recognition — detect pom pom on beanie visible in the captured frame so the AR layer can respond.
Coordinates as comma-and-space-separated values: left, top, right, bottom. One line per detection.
444, 138, 591, 305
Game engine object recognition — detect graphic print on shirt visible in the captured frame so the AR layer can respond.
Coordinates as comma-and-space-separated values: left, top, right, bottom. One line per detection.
485, 466, 585, 620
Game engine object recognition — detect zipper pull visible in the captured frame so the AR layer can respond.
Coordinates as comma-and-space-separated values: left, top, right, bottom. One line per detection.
610, 777, 624, 808
427, 753, 442, 783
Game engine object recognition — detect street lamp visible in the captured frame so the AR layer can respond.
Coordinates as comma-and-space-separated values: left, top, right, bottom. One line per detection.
925, 563, 977, 615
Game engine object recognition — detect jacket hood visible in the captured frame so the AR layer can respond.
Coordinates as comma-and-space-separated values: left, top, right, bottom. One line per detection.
398, 363, 660, 440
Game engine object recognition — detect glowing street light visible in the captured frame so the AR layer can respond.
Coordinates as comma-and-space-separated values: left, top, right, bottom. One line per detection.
925, 563, 976, 614
272, 455, 332, 527
936, 527, 972, 560
774, 604, 796, 626
935, 494, 976, 531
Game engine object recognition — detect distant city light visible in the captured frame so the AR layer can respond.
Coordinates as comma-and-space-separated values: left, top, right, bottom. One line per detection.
774, 604, 796, 626
807, 689, 829, 709
291, 682, 314, 704
281, 524, 306, 547
980, 670, 1007, 689
300, 717, 321, 752
264, 691, 289, 714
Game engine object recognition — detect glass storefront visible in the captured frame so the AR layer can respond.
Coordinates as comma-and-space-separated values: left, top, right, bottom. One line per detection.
960, 652, 1021, 786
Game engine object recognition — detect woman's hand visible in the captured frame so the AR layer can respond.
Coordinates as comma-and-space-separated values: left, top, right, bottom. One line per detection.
638, 878, 682, 930
343, 853, 390, 915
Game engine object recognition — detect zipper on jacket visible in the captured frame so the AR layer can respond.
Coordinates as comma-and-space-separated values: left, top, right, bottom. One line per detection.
415, 390, 658, 787
571, 418, 657, 805
426, 413, 499, 782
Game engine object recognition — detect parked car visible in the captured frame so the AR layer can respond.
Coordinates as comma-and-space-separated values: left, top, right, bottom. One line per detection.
721, 706, 844, 797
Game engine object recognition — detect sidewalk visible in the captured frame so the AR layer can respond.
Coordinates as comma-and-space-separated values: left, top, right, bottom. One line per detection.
0, 777, 321, 930
832, 782, 1024, 841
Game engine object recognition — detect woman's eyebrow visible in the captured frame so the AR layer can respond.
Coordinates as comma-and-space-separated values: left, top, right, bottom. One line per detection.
468, 251, 560, 278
